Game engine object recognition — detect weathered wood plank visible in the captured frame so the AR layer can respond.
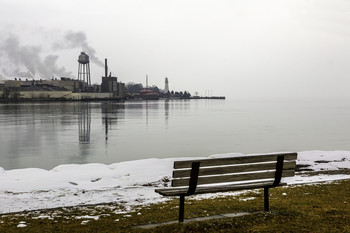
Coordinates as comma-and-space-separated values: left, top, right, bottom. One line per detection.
173, 161, 296, 178
172, 169, 295, 187
173, 153, 297, 169
156, 181, 288, 196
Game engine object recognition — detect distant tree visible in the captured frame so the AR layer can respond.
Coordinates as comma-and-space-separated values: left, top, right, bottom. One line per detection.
149, 85, 160, 93
163, 90, 170, 98
183, 91, 191, 98
125, 82, 143, 94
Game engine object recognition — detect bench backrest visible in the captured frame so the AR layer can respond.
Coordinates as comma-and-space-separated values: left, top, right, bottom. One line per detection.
172, 153, 297, 188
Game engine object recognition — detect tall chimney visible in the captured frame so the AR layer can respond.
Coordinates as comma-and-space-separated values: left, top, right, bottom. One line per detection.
105, 58, 108, 78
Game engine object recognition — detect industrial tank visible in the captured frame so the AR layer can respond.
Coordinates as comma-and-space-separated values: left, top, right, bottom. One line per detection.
78, 52, 90, 64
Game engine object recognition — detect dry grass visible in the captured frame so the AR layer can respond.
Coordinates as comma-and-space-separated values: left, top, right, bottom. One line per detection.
1, 179, 349, 232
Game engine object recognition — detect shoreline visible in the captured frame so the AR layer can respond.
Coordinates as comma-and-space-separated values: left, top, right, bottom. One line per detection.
0, 150, 350, 214
0, 96, 225, 103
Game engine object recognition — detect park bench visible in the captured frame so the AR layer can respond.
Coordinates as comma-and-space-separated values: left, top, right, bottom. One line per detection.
155, 152, 297, 222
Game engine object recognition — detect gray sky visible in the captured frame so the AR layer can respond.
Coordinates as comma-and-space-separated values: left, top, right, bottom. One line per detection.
0, 0, 349, 99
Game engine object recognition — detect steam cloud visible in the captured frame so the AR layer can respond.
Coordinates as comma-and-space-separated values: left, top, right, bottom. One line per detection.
0, 35, 73, 79
0, 30, 104, 79
53, 31, 104, 67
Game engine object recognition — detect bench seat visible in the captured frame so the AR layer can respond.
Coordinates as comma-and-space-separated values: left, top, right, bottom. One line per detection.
155, 152, 297, 222
156, 181, 287, 196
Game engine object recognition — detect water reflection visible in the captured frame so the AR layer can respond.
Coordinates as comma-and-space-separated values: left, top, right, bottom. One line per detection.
145, 101, 149, 126
101, 102, 121, 141
164, 99, 169, 126
78, 103, 91, 143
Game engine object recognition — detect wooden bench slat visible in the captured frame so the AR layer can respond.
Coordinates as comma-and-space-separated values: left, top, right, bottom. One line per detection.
173, 153, 297, 169
172, 169, 295, 187
156, 181, 288, 196
172, 160, 296, 178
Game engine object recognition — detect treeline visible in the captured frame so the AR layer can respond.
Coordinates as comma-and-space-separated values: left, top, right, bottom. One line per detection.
125, 83, 159, 94
125, 82, 191, 98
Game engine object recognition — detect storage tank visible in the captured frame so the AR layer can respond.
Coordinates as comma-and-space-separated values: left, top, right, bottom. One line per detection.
78, 52, 90, 64
77, 52, 91, 91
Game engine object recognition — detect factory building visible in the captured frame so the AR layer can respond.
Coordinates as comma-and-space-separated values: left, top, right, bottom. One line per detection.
101, 58, 125, 97
0, 52, 126, 101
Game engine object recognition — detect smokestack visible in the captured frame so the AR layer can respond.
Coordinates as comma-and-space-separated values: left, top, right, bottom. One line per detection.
105, 58, 108, 78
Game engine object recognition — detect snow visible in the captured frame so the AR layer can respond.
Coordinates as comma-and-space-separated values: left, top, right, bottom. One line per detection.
76, 216, 100, 220
17, 221, 27, 228
0, 150, 350, 214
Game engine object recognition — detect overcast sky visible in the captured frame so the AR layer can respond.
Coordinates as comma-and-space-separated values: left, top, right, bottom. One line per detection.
0, 0, 349, 99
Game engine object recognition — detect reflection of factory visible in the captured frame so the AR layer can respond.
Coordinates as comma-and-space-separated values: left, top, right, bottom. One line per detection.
77, 101, 124, 143
101, 102, 124, 141
0, 52, 126, 101
78, 102, 91, 142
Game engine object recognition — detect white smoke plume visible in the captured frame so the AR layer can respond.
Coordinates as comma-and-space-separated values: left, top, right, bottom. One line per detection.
0, 29, 103, 80
0, 35, 73, 79
53, 31, 104, 67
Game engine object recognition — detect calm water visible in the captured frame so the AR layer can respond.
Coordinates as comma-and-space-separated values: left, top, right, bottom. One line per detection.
0, 99, 349, 170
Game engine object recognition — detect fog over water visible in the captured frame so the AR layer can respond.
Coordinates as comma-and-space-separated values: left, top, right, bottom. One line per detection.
0, 99, 349, 170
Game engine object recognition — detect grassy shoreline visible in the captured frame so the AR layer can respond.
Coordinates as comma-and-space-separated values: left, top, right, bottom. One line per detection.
1, 179, 349, 232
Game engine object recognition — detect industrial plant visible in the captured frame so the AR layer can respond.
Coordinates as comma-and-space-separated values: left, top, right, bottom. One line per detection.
0, 52, 126, 101
0, 51, 224, 101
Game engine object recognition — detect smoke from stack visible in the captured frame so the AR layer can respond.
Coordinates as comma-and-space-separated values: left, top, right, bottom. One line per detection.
0, 30, 104, 80
53, 31, 104, 67
0, 35, 73, 79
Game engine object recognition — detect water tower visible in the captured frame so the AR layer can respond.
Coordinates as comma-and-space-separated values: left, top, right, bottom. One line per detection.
78, 52, 91, 92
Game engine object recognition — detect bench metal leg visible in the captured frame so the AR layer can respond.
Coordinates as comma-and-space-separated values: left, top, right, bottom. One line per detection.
179, 195, 185, 223
264, 187, 269, 212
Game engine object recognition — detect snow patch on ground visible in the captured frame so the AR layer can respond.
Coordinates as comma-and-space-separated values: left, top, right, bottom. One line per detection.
76, 215, 100, 220
0, 151, 349, 214
17, 221, 27, 228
